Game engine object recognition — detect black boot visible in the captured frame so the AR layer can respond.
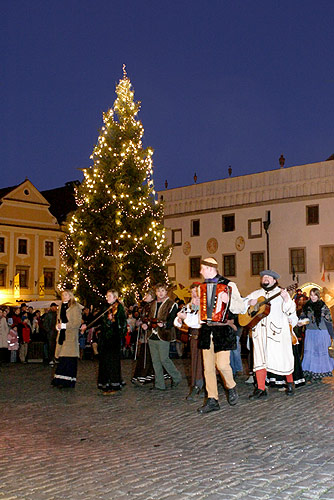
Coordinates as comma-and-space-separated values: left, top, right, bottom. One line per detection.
249, 388, 268, 401
228, 386, 239, 406
286, 382, 295, 396
197, 397, 220, 414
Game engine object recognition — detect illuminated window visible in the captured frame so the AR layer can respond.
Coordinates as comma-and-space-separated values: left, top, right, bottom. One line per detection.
16, 267, 29, 288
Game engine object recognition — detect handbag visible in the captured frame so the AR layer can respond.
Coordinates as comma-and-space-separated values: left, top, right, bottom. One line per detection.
328, 339, 334, 359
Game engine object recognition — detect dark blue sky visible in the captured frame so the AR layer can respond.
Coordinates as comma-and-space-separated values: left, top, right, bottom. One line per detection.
2, 1, 333, 192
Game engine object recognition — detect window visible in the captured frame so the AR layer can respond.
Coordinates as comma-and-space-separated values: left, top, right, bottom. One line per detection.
248, 218, 262, 239
223, 254, 236, 277
251, 252, 265, 276
44, 269, 55, 289
0, 237, 4, 253
18, 238, 27, 254
0, 266, 5, 287
290, 248, 306, 273
191, 219, 200, 237
171, 229, 182, 246
167, 263, 176, 281
45, 241, 54, 256
190, 257, 201, 278
222, 214, 235, 232
320, 246, 334, 272
306, 205, 319, 225
16, 266, 29, 288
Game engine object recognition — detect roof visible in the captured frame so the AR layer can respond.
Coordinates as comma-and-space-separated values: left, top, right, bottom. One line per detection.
42, 180, 79, 224
0, 184, 20, 199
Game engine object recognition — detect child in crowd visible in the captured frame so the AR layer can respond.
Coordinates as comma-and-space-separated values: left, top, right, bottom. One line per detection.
8, 326, 19, 363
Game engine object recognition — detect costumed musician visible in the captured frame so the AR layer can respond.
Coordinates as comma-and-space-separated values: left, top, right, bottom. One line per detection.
131, 289, 156, 386
197, 257, 246, 414
174, 282, 204, 401
81, 289, 127, 395
244, 270, 296, 400
142, 283, 182, 391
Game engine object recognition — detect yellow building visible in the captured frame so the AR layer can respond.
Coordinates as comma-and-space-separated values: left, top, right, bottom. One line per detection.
0, 179, 63, 305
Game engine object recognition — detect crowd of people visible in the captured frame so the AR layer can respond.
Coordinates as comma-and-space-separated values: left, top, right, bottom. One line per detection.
1, 257, 333, 412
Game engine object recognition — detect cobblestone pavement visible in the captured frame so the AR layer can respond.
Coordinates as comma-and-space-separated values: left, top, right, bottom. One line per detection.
1, 359, 334, 500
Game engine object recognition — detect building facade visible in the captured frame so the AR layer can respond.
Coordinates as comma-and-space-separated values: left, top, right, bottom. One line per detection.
159, 159, 334, 308
0, 180, 63, 305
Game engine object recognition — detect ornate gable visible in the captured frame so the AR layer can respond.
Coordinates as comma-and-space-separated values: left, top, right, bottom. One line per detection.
0, 179, 59, 229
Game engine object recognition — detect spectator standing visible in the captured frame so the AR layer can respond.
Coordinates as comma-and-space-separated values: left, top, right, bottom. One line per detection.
52, 290, 82, 389
17, 316, 32, 363
0, 309, 10, 362
42, 303, 58, 365
11, 308, 22, 328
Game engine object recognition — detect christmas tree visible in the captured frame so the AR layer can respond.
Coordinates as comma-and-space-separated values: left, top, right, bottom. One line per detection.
59, 66, 171, 306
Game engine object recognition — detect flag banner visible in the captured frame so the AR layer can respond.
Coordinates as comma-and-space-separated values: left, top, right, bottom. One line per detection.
321, 262, 325, 282
14, 273, 20, 298
39, 275, 45, 297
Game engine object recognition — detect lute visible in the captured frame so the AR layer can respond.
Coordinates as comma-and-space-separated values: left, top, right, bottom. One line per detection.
238, 283, 298, 328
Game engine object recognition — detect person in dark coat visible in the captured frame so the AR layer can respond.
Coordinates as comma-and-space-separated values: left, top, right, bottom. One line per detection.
96, 290, 127, 395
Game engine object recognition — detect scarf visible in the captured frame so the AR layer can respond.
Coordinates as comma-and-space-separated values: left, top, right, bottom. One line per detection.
303, 299, 324, 327
58, 302, 69, 345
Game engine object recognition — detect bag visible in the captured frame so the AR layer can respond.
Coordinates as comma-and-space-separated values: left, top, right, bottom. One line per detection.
328, 339, 334, 359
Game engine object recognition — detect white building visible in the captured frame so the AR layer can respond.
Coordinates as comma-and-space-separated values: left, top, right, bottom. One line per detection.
159, 159, 334, 308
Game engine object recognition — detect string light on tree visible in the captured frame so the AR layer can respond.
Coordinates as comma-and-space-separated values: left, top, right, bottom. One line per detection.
59, 66, 170, 306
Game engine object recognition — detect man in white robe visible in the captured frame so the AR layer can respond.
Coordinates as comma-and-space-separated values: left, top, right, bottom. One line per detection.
245, 270, 296, 399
